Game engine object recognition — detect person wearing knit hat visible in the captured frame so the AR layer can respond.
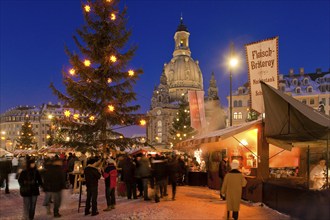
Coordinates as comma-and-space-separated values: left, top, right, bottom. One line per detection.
221, 159, 247, 220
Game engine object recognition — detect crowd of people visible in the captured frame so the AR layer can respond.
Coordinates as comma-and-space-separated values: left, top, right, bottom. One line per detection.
1, 151, 203, 219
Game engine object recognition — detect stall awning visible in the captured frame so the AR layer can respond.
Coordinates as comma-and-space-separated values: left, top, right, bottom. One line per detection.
261, 82, 330, 149
176, 119, 262, 149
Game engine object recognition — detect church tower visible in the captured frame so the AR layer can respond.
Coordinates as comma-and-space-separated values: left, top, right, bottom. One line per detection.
147, 17, 205, 148
164, 17, 204, 101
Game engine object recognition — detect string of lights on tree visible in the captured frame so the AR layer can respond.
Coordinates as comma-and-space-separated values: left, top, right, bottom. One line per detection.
50, 0, 145, 150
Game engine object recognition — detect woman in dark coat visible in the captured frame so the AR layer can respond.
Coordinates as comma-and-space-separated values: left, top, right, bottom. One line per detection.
18, 158, 43, 220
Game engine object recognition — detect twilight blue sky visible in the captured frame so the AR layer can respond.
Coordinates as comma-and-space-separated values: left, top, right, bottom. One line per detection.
1, 0, 329, 136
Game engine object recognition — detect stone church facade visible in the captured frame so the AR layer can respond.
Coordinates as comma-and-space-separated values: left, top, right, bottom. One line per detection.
146, 18, 225, 148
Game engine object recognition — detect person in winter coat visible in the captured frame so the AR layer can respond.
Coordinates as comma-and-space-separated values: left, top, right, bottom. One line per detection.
151, 155, 168, 203
136, 154, 152, 201
120, 155, 137, 200
42, 158, 66, 218
167, 155, 180, 200
84, 157, 102, 216
218, 155, 229, 200
102, 159, 118, 211
18, 158, 43, 220
221, 160, 247, 220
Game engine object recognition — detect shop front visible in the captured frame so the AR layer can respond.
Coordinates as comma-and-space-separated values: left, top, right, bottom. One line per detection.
176, 119, 267, 202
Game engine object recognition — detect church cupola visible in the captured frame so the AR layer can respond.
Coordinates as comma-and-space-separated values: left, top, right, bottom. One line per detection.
173, 16, 191, 57
207, 72, 219, 100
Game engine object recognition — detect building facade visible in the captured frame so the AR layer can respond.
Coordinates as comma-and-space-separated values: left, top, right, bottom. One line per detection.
0, 102, 71, 150
227, 68, 330, 126
147, 18, 224, 148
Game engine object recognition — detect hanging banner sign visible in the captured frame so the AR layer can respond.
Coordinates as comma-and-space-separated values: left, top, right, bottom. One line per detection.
245, 37, 279, 113
188, 90, 206, 131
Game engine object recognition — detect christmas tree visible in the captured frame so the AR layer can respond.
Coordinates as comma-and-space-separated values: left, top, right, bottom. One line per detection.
16, 117, 36, 149
169, 97, 197, 145
50, 0, 143, 151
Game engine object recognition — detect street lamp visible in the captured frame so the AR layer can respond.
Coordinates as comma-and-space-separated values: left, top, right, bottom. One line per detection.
229, 43, 238, 126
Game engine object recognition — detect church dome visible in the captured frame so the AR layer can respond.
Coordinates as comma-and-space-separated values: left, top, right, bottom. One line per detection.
164, 18, 204, 100
164, 55, 203, 99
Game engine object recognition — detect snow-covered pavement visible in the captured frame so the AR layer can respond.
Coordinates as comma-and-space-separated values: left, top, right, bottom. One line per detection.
0, 174, 291, 220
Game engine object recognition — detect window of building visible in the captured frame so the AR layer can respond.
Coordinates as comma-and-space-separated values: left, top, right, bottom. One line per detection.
157, 120, 162, 127
302, 99, 307, 104
307, 86, 313, 93
303, 78, 309, 85
320, 85, 326, 92
234, 101, 238, 107
292, 79, 298, 86
238, 112, 243, 119
295, 87, 301, 94
321, 98, 326, 105
158, 96, 162, 102
280, 85, 285, 92
238, 100, 242, 107
233, 112, 238, 120
310, 99, 315, 105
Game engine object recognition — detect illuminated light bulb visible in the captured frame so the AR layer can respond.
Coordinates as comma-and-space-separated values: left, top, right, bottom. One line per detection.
1, 137, 5, 140
128, 70, 135, 76
119, 135, 123, 139
89, 115, 95, 121
183, 134, 186, 137
176, 133, 180, 137
86, 79, 92, 83
107, 78, 112, 83
84, 5, 91, 12
48, 115, 53, 120
84, 59, 91, 67
140, 119, 146, 126
64, 110, 71, 117
108, 105, 115, 112
46, 135, 51, 139
73, 114, 80, 120
110, 55, 117, 63
110, 13, 116, 20
69, 68, 75, 75
106, 0, 112, 3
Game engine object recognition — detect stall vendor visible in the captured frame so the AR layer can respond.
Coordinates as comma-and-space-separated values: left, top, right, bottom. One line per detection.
310, 158, 327, 190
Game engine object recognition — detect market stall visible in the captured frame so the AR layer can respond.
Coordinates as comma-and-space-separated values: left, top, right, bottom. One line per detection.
260, 82, 330, 220
176, 119, 266, 201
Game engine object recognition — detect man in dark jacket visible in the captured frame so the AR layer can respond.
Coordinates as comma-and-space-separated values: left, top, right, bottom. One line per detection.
120, 155, 137, 200
218, 155, 229, 200
18, 158, 43, 220
167, 155, 180, 200
43, 158, 66, 218
84, 157, 102, 216
152, 155, 168, 203
0, 159, 12, 194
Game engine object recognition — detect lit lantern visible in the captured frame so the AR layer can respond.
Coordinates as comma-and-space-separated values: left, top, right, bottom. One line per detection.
69, 68, 75, 75
176, 133, 180, 137
107, 78, 112, 84
108, 105, 115, 112
140, 119, 146, 126
48, 114, 53, 120
84, 59, 91, 67
128, 70, 134, 76
64, 110, 71, 117
106, 0, 112, 3
73, 114, 80, 120
46, 135, 51, 139
110, 13, 116, 20
89, 115, 95, 121
110, 55, 117, 63
84, 5, 91, 12
119, 135, 123, 139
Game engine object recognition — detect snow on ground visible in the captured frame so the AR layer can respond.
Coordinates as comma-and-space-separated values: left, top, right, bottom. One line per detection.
0, 174, 291, 220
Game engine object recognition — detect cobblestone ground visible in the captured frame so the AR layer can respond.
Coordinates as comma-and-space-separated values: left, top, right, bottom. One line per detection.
0, 174, 291, 220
